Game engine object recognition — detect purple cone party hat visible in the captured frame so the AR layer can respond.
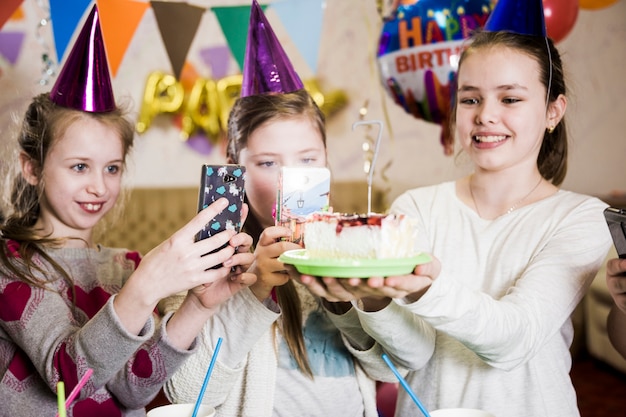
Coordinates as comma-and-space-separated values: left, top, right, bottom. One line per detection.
240, 0, 303, 97
484, 0, 546, 37
50, 5, 115, 112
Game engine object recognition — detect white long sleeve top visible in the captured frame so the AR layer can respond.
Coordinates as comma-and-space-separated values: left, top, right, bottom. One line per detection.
351, 182, 611, 417
162, 285, 381, 417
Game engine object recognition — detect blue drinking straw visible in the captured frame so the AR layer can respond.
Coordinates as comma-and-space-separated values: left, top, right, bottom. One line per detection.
192, 337, 223, 417
382, 353, 431, 417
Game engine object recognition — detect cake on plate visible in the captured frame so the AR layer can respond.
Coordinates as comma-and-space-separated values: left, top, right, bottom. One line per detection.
302, 212, 419, 259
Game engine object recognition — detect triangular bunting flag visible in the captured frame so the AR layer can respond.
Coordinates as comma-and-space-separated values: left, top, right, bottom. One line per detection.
270, 0, 324, 73
97, 0, 149, 77
0, 31, 25, 64
49, 0, 92, 62
0, 0, 23, 30
151, 1, 205, 79
212, 4, 268, 72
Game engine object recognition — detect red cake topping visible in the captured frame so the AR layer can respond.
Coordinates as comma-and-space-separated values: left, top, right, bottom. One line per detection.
307, 212, 385, 235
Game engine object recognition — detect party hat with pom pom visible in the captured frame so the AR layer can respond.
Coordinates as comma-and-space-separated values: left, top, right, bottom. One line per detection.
240, 0, 303, 97
50, 4, 115, 112
484, 0, 546, 37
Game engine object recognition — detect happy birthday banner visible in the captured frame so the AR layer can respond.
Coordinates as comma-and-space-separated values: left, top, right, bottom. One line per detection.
0, 0, 325, 79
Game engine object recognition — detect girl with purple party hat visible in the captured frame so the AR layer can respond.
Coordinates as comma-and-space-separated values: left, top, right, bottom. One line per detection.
0, 5, 255, 416
162, 2, 391, 416
296, 0, 612, 416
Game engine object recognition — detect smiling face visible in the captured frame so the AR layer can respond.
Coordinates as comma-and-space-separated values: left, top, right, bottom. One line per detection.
23, 115, 125, 244
455, 45, 552, 174
237, 116, 327, 228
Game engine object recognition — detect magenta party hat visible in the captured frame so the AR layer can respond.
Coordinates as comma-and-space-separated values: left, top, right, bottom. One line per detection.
50, 5, 115, 112
240, 0, 303, 97
484, 0, 546, 37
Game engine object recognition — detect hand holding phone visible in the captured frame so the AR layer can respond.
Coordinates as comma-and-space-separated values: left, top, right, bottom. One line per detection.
196, 165, 246, 268
604, 207, 626, 259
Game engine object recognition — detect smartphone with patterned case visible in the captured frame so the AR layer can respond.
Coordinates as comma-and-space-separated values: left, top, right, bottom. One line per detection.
196, 165, 246, 267
275, 166, 331, 245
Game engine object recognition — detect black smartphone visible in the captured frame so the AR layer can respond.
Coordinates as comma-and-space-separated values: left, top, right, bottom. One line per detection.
604, 207, 626, 259
196, 164, 246, 266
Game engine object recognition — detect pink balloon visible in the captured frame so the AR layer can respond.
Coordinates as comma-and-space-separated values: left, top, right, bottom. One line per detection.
543, 0, 579, 43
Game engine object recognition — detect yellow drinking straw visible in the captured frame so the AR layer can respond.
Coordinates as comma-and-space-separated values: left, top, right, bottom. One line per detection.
57, 381, 66, 417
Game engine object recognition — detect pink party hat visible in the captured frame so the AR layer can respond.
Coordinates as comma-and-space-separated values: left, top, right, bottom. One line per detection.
50, 5, 115, 112
240, 0, 303, 97
484, 0, 546, 37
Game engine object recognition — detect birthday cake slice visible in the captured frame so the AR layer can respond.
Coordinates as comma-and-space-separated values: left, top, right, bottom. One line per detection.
303, 212, 419, 259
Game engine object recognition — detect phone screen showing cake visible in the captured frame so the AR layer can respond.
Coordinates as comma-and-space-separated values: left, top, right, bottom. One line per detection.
275, 166, 331, 245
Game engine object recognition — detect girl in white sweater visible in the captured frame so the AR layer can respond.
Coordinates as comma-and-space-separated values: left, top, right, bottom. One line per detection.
298, 10, 612, 417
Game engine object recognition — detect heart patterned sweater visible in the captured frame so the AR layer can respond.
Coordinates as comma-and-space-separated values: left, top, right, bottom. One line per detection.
0, 242, 196, 417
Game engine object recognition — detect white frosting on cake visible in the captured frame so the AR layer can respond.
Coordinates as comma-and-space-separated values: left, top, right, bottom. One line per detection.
303, 212, 419, 259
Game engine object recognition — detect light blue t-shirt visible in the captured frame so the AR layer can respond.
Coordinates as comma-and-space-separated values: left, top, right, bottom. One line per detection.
273, 283, 365, 417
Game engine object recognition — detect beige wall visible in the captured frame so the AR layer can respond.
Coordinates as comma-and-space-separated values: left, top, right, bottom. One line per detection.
1, 1, 624, 206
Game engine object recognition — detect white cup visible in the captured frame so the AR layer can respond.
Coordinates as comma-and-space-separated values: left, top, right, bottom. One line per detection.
430, 409, 495, 417
146, 403, 216, 417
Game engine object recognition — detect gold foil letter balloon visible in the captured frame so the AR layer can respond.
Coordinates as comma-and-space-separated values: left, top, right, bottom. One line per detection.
182, 78, 221, 141
136, 72, 344, 143
136, 71, 184, 134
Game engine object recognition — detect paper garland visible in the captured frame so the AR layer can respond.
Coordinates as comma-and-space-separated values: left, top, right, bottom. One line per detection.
0, 0, 23, 30
1, 0, 324, 81
97, 0, 150, 77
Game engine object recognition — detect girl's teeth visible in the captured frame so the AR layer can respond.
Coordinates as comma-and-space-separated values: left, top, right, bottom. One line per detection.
475, 135, 506, 143
84, 203, 102, 211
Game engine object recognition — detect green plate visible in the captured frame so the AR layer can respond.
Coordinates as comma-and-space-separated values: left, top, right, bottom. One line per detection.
278, 249, 431, 278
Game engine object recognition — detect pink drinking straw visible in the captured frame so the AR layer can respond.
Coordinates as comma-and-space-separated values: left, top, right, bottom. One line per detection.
55, 368, 93, 417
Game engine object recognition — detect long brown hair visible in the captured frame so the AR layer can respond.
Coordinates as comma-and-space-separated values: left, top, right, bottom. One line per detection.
227, 89, 326, 377
0, 93, 135, 293
453, 31, 568, 185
